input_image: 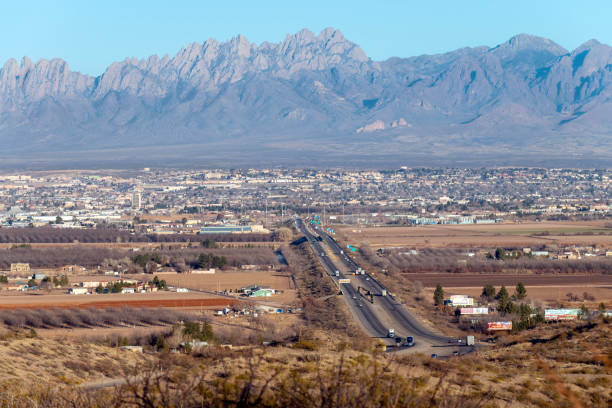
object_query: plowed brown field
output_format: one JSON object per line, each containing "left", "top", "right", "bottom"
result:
{"left": 404, "top": 273, "right": 612, "bottom": 287}
{"left": 0, "top": 293, "right": 236, "bottom": 310}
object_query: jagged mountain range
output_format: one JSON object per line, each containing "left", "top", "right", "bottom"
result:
{"left": 1, "top": 28, "right": 611, "bottom": 167}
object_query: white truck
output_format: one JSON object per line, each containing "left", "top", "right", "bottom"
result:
{"left": 387, "top": 328, "right": 395, "bottom": 338}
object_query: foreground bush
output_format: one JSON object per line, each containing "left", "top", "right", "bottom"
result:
{"left": 0, "top": 351, "right": 493, "bottom": 408}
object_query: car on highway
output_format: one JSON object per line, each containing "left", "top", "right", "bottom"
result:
{"left": 406, "top": 336, "right": 415, "bottom": 347}
{"left": 387, "top": 328, "right": 395, "bottom": 338}
{"left": 431, "top": 354, "right": 438, "bottom": 359}
{"left": 395, "top": 337, "right": 402, "bottom": 346}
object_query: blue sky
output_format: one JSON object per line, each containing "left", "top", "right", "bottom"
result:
{"left": 1, "top": 1, "right": 609, "bottom": 75}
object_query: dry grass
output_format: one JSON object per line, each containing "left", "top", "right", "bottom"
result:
{"left": 0, "top": 330, "right": 152, "bottom": 385}
{"left": 0, "top": 320, "right": 609, "bottom": 407}
{"left": 0, "top": 311, "right": 607, "bottom": 408}
{"left": 0, "top": 291, "right": 236, "bottom": 310}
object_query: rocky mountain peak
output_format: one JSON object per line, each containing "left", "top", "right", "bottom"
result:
{"left": 0, "top": 31, "right": 611, "bottom": 167}
{"left": 489, "top": 33, "right": 567, "bottom": 69}
{"left": 576, "top": 39, "right": 602, "bottom": 51}
{"left": 504, "top": 33, "right": 567, "bottom": 53}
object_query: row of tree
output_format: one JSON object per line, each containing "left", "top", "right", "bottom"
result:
{"left": 433, "top": 282, "right": 527, "bottom": 311}
{"left": 0, "top": 246, "right": 277, "bottom": 270}
{"left": 361, "top": 246, "right": 612, "bottom": 275}
{"left": 1, "top": 307, "right": 189, "bottom": 329}
{"left": 0, "top": 227, "right": 276, "bottom": 243}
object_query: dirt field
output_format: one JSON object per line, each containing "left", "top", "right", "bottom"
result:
{"left": 339, "top": 221, "right": 612, "bottom": 249}
{"left": 400, "top": 272, "right": 612, "bottom": 304}
{"left": 149, "top": 270, "right": 294, "bottom": 292}
{"left": 0, "top": 292, "right": 236, "bottom": 310}
{"left": 404, "top": 272, "right": 612, "bottom": 288}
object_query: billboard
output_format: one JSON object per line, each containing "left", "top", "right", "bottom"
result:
{"left": 460, "top": 307, "right": 488, "bottom": 315}
{"left": 488, "top": 321, "right": 512, "bottom": 331}
{"left": 544, "top": 309, "right": 580, "bottom": 321}
{"left": 449, "top": 295, "right": 474, "bottom": 306}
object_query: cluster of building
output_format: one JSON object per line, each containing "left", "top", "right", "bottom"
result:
{"left": 0, "top": 168, "right": 610, "bottom": 233}
{"left": 214, "top": 303, "right": 301, "bottom": 318}
{"left": 67, "top": 278, "right": 163, "bottom": 295}
{"left": 240, "top": 284, "right": 277, "bottom": 297}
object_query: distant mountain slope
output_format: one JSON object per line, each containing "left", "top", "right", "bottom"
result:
{"left": 1, "top": 28, "right": 611, "bottom": 167}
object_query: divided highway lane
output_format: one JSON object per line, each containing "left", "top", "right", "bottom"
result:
{"left": 295, "top": 218, "right": 390, "bottom": 338}
{"left": 315, "top": 227, "right": 454, "bottom": 344}
{"left": 295, "top": 218, "right": 466, "bottom": 355}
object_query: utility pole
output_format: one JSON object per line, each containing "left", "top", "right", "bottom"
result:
{"left": 265, "top": 199, "right": 268, "bottom": 227}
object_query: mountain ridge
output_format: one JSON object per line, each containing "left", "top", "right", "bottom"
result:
{"left": 1, "top": 28, "right": 611, "bottom": 168}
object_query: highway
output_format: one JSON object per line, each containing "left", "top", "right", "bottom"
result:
{"left": 295, "top": 217, "right": 466, "bottom": 355}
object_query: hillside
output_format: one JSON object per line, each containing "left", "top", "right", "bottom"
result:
{"left": 0, "top": 321, "right": 610, "bottom": 407}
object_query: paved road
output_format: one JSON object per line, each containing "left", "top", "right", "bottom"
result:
{"left": 295, "top": 217, "right": 468, "bottom": 356}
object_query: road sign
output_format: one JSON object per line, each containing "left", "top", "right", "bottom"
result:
{"left": 338, "top": 279, "right": 351, "bottom": 284}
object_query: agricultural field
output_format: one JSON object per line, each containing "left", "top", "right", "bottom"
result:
{"left": 338, "top": 221, "right": 612, "bottom": 249}
{"left": 401, "top": 272, "right": 612, "bottom": 304}
{"left": 423, "top": 284, "right": 612, "bottom": 305}
{"left": 0, "top": 291, "right": 236, "bottom": 310}
{"left": 0, "top": 227, "right": 277, "bottom": 244}
{"left": 0, "top": 245, "right": 279, "bottom": 270}
{"left": 150, "top": 270, "right": 293, "bottom": 292}
{"left": 404, "top": 272, "right": 612, "bottom": 288}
